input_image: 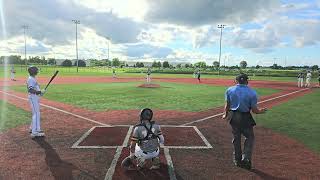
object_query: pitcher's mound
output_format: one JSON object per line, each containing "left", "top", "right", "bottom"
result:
{"left": 138, "top": 83, "right": 161, "bottom": 88}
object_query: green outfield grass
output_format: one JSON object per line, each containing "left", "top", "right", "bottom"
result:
{"left": 12, "top": 82, "right": 278, "bottom": 112}
{"left": 1, "top": 65, "right": 319, "bottom": 83}
{"left": 0, "top": 100, "right": 30, "bottom": 132}
{"left": 255, "top": 89, "right": 320, "bottom": 153}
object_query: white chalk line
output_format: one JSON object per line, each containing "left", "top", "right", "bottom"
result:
{"left": 0, "top": 90, "right": 111, "bottom": 127}
{"left": 164, "top": 147, "right": 177, "bottom": 180}
{"left": 104, "top": 126, "right": 133, "bottom": 180}
{"left": 181, "top": 88, "right": 309, "bottom": 126}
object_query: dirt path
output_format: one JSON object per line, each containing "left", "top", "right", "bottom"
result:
{"left": 0, "top": 77, "right": 319, "bottom": 179}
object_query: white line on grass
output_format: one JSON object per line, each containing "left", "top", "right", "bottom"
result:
{"left": 104, "top": 126, "right": 133, "bottom": 180}
{"left": 164, "top": 147, "right": 177, "bottom": 180}
{"left": 0, "top": 90, "right": 111, "bottom": 127}
{"left": 181, "top": 88, "right": 309, "bottom": 126}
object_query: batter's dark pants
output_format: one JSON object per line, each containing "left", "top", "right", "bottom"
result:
{"left": 231, "top": 125, "right": 255, "bottom": 163}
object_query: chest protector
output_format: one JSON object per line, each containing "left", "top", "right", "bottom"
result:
{"left": 135, "top": 122, "right": 159, "bottom": 145}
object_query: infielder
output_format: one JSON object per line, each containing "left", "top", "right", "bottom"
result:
{"left": 146, "top": 67, "right": 151, "bottom": 84}
{"left": 318, "top": 72, "right": 320, "bottom": 86}
{"left": 305, "top": 71, "right": 312, "bottom": 88}
{"left": 10, "top": 66, "right": 16, "bottom": 81}
{"left": 223, "top": 73, "right": 267, "bottom": 170}
{"left": 197, "top": 70, "right": 201, "bottom": 82}
{"left": 27, "top": 66, "right": 46, "bottom": 138}
{"left": 297, "top": 72, "right": 304, "bottom": 88}
{"left": 112, "top": 69, "right": 117, "bottom": 78}
{"left": 121, "top": 108, "right": 164, "bottom": 170}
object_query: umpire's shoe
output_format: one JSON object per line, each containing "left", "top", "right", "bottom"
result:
{"left": 241, "top": 159, "right": 252, "bottom": 170}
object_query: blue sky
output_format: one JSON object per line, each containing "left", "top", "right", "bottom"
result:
{"left": 0, "top": 0, "right": 319, "bottom": 66}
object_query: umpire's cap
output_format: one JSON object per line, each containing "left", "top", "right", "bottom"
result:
{"left": 140, "top": 108, "right": 153, "bottom": 121}
{"left": 236, "top": 73, "right": 249, "bottom": 84}
{"left": 28, "top": 66, "right": 39, "bottom": 76}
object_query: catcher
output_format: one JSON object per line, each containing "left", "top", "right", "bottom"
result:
{"left": 121, "top": 108, "right": 164, "bottom": 170}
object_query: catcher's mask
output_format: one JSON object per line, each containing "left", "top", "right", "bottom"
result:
{"left": 236, "top": 73, "right": 249, "bottom": 85}
{"left": 140, "top": 108, "right": 153, "bottom": 122}
{"left": 28, "top": 66, "right": 39, "bottom": 76}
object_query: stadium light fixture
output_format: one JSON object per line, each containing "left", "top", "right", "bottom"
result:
{"left": 22, "top": 25, "right": 28, "bottom": 68}
{"left": 72, "top": 20, "right": 80, "bottom": 72}
{"left": 217, "top": 24, "right": 226, "bottom": 75}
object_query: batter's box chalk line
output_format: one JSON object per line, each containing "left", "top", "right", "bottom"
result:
{"left": 71, "top": 125, "right": 213, "bottom": 149}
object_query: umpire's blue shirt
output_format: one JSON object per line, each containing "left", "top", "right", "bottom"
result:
{"left": 225, "top": 84, "right": 258, "bottom": 112}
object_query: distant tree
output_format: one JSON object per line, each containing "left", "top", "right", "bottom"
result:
{"left": 48, "top": 58, "right": 56, "bottom": 65}
{"left": 240, "top": 61, "right": 247, "bottom": 69}
{"left": 135, "top": 62, "right": 144, "bottom": 67}
{"left": 312, "top": 65, "right": 319, "bottom": 71}
{"left": 112, "top": 58, "right": 120, "bottom": 67}
{"left": 185, "top": 64, "right": 190, "bottom": 68}
{"left": 61, "top": 60, "right": 72, "bottom": 67}
{"left": 213, "top": 61, "right": 220, "bottom": 68}
{"left": 194, "top": 61, "right": 206, "bottom": 68}
{"left": 163, "top": 61, "right": 170, "bottom": 68}
{"left": 74, "top": 60, "right": 86, "bottom": 67}
{"left": 255, "top": 65, "right": 261, "bottom": 69}
{"left": 176, "top": 64, "right": 182, "bottom": 68}
{"left": 152, "top": 61, "right": 161, "bottom": 68}
{"left": 271, "top": 63, "right": 278, "bottom": 69}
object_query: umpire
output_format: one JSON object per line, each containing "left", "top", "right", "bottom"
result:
{"left": 222, "top": 73, "right": 267, "bottom": 170}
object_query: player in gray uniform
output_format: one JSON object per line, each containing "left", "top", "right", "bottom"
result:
{"left": 27, "top": 66, "right": 46, "bottom": 138}
{"left": 121, "top": 108, "right": 164, "bottom": 170}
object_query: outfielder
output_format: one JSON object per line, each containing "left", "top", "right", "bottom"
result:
{"left": 112, "top": 69, "right": 117, "bottom": 78}
{"left": 10, "top": 66, "right": 16, "bottom": 81}
{"left": 197, "top": 70, "right": 201, "bottom": 82}
{"left": 121, "top": 108, "right": 164, "bottom": 170}
{"left": 146, "top": 67, "right": 151, "bottom": 84}
{"left": 27, "top": 66, "right": 46, "bottom": 138}
{"left": 297, "top": 72, "right": 304, "bottom": 88}
{"left": 305, "top": 71, "right": 312, "bottom": 87}
{"left": 318, "top": 72, "right": 320, "bottom": 87}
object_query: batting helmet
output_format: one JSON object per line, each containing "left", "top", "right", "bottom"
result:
{"left": 28, "top": 66, "right": 39, "bottom": 76}
{"left": 140, "top": 108, "right": 153, "bottom": 122}
{"left": 236, "top": 73, "right": 249, "bottom": 84}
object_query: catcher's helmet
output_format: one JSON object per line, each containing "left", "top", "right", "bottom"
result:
{"left": 28, "top": 66, "right": 39, "bottom": 76}
{"left": 236, "top": 73, "right": 249, "bottom": 84}
{"left": 140, "top": 108, "right": 153, "bottom": 122}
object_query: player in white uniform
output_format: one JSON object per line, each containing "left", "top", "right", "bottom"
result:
{"left": 27, "top": 66, "right": 46, "bottom": 138}
{"left": 112, "top": 69, "right": 117, "bottom": 78}
{"left": 10, "top": 66, "right": 16, "bottom": 81}
{"left": 121, "top": 108, "right": 165, "bottom": 170}
{"left": 146, "top": 67, "right": 151, "bottom": 84}
{"left": 305, "top": 71, "right": 312, "bottom": 87}
{"left": 297, "top": 72, "right": 304, "bottom": 88}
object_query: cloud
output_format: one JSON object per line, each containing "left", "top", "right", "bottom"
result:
{"left": 145, "top": 0, "right": 280, "bottom": 26}
{"left": 1, "top": 0, "right": 144, "bottom": 45}
{"left": 125, "top": 43, "right": 173, "bottom": 58}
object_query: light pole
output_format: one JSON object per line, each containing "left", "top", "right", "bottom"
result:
{"left": 105, "top": 36, "right": 111, "bottom": 60}
{"left": 217, "top": 24, "right": 226, "bottom": 75}
{"left": 22, "top": 25, "right": 28, "bottom": 69}
{"left": 72, "top": 20, "right": 80, "bottom": 72}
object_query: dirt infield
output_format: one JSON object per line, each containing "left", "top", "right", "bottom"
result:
{"left": 0, "top": 77, "right": 320, "bottom": 179}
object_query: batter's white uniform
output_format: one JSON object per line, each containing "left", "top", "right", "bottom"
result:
{"left": 10, "top": 67, "right": 15, "bottom": 81}
{"left": 306, "top": 72, "right": 312, "bottom": 87}
{"left": 27, "top": 76, "right": 42, "bottom": 134}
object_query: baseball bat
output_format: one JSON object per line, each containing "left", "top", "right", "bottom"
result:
{"left": 44, "top": 70, "right": 59, "bottom": 90}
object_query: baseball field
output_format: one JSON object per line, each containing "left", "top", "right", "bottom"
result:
{"left": 1, "top": 68, "right": 320, "bottom": 179}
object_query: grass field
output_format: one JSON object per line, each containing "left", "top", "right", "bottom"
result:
{"left": 0, "top": 100, "right": 30, "bottom": 132}
{"left": 12, "top": 82, "right": 278, "bottom": 112}
{"left": 255, "top": 89, "right": 320, "bottom": 153}
{"left": 1, "top": 65, "right": 319, "bottom": 83}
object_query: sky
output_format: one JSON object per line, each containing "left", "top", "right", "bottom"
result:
{"left": 0, "top": 0, "right": 320, "bottom": 66}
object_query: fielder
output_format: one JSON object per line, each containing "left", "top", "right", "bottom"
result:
{"left": 318, "top": 73, "right": 320, "bottom": 87}
{"left": 305, "top": 71, "right": 312, "bottom": 87}
{"left": 121, "top": 108, "right": 164, "bottom": 170}
{"left": 146, "top": 67, "right": 151, "bottom": 84}
{"left": 112, "top": 69, "right": 117, "bottom": 78}
{"left": 10, "top": 66, "right": 16, "bottom": 81}
{"left": 297, "top": 72, "right": 304, "bottom": 88}
{"left": 27, "top": 66, "right": 46, "bottom": 138}
{"left": 197, "top": 70, "right": 201, "bottom": 82}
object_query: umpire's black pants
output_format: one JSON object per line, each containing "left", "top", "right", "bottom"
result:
{"left": 231, "top": 124, "right": 255, "bottom": 163}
